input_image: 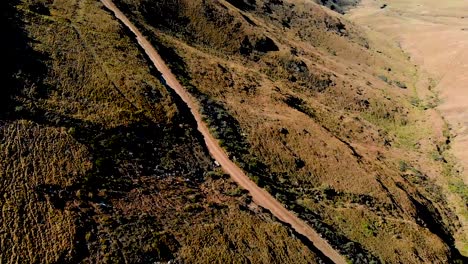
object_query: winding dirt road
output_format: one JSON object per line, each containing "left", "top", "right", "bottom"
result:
{"left": 99, "top": 0, "right": 346, "bottom": 263}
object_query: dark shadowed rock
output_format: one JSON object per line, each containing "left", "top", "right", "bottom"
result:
{"left": 225, "top": 0, "right": 257, "bottom": 11}
{"left": 254, "top": 37, "right": 279, "bottom": 52}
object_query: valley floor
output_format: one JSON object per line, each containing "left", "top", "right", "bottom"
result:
{"left": 348, "top": 0, "right": 468, "bottom": 255}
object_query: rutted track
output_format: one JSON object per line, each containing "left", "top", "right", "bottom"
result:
{"left": 99, "top": 0, "right": 346, "bottom": 263}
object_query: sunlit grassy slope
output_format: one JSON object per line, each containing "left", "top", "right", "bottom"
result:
{"left": 113, "top": 0, "right": 467, "bottom": 262}
{"left": 0, "top": 0, "right": 328, "bottom": 263}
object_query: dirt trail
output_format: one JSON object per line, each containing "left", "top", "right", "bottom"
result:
{"left": 99, "top": 0, "right": 346, "bottom": 263}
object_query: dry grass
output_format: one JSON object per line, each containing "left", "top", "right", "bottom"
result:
{"left": 0, "top": 0, "right": 323, "bottom": 263}
{"left": 114, "top": 0, "right": 466, "bottom": 262}
{"left": 0, "top": 121, "right": 86, "bottom": 263}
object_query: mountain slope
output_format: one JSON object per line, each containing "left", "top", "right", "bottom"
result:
{"left": 1, "top": 0, "right": 466, "bottom": 263}
{"left": 113, "top": 0, "right": 466, "bottom": 262}
{"left": 0, "top": 0, "right": 331, "bottom": 263}
{"left": 100, "top": 0, "right": 346, "bottom": 262}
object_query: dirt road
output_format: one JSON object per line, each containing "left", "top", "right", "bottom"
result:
{"left": 99, "top": 0, "right": 346, "bottom": 263}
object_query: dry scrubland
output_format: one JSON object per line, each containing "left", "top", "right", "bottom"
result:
{"left": 0, "top": 0, "right": 328, "bottom": 263}
{"left": 348, "top": 0, "right": 468, "bottom": 255}
{"left": 1, "top": 0, "right": 467, "bottom": 263}
{"left": 113, "top": 0, "right": 467, "bottom": 262}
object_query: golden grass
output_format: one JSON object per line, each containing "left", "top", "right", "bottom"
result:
{"left": 1, "top": 0, "right": 323, "bottom": 262}
{"left": 0, "top": 121, "right": 86, "bottom": 263}
{"left": 114, "top": 0, "right": 466, "bottom": 262}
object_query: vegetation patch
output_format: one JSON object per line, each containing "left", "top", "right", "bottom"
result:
{"left": 0, "top": 1, "right": 325, "bottom": 263}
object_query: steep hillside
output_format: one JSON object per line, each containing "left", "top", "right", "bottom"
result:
{"left": 347, "top": 0, "right": 468, "bottom": 255}
{"left": 0, "top": 0, "right": 329, "bottom": 263}
{"left": 2, "top": 0, "right": 466, "bottom": 263}
{"left": 114, "top": 0, "right": 466, "bottom": 262}
{"left": 316, "top": 0, "right": 360, "bottom": 14}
